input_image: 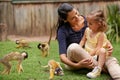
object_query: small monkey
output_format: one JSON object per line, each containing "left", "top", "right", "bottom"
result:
{"left": 42, "top": 60, "right": 64, "bottom": 80}
{"left": 16, "top": 39, "right": 31, "bottom": 48}
{"left": 37, "top": 42, "right": 49, "bottom": 57}
{"left": 0, "top": 51, "right": 28, "bottom": 74}
{"left": 37, "top": 28, "right": 52, "bottom": 57}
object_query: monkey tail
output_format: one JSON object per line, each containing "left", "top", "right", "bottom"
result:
{"left": 38, "top": 61, "right": 49, "bottom": 68}
{"left": 48, "top": 26, "right": 53, "bottom": 45}
{"left": 42, "top": 65, "right": 49, "bottom": 68}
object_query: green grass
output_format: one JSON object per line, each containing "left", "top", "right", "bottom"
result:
{"left": 0, "top": 40, "right": 120, "bottom": 80}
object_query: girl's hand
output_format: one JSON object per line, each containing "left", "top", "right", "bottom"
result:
{"left": 107, "top": 41, "right": 113, "bottom": 56}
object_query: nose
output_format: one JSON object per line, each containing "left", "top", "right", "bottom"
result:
{"left": 75, "top": 15, "right": 79, "bottom": 19}
{"left": 75, "top": 15, "right": 80, "bottom": 21}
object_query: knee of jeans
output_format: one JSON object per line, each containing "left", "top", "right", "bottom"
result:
{"left": 67, "top": 43, "right": 79, "bottom": 52}
{"left": 105, "top": 57, "right": 118, "bottom": 65}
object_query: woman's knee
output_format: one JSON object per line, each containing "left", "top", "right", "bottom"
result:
{"left": 105, "top": 57, "right": 118, "bottom": 65}
{"left": 67, "top": 43, "right": 80, "bottom": 57}
{"left": 67, "top": 43, "right": 80, "bottom": 52}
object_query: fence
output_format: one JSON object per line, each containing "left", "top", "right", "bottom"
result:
{"left": 0, "top": 0, "right": 120, "bottom": 37}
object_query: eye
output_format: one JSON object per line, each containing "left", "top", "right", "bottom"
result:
{"left": 88, "top": 22, "right": 92, "bottom": 26}
{"left": 90, "top": 23, "right": 92, "bottom": 25}
{"left": 70, "top": 11, "right": 80, "bottom": 20}
{"left": 76, "top": 11, "right": 80, "bottom": 16}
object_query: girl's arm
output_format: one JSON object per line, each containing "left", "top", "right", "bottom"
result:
{"left": 106, "top": 40, "right": 113, "bottom": 56}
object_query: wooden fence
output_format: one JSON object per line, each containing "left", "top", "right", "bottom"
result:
{"left": 0, "top": 0, "right": 120, "bottom": 37}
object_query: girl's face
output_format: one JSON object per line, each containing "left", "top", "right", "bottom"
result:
{"left": 87, "top": 20, "right": 100, "bottom": 32}
{"left": 66, "top": 8, "right": 81, "bottom": 25}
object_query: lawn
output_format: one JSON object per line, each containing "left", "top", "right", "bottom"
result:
{"left": 0, "top": 40, "right": 120, "bottom": 80}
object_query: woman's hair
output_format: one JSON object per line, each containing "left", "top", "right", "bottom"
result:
{"left": 56, "top": 3, "right": 74, "bottom": 39}
{"left": 56, "top": 3, "right": 73, "bottom": 28}
{"left": 87, "top": 10, "right": 107, "bottom": 32}
{"left": 58, "top": 3, "right": 73, "bottom": 20}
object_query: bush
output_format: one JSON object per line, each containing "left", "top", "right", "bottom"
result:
{"left": 106, "top": 4, "right": 120, "bottom": 43}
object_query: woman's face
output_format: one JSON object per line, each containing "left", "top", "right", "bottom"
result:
{"left": 66, "top": 8, "right": 81, "bottom": 25}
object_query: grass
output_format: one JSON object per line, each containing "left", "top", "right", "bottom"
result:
{"left": 0, "top": 40, "right": 120, "bottom": 80}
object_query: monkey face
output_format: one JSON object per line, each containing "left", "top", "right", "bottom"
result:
{"left": 16, "top": 40, "right": 20, "bottom": 44}
{"left": 37, "top": 43, "right": 49, "bottom": 50}
{"left": 38, "top": 43, "right": 45, "bottom": 49}
{"left": 21, "top": 51, "right": 28, "bottom": 60}
{"left": 54, "top": 68, "right": 64, "bottom": 76}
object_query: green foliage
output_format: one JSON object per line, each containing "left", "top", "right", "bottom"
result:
{"left": 1, "top": 41, "right": 119, "bottom": 80}
{"left": 106, "top": 4, "right": 120, "bottom": 43}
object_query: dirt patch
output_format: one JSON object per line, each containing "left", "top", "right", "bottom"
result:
{"left": 7, "top": 35, "right": 56, "bottom": 42}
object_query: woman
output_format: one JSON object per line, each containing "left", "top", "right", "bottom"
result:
{"left": 56, "top": 3, "right": 120, "bottom": 79}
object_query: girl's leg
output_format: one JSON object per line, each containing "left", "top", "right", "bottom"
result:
{"left": 97, "top": 48, "right": 106, "bottom": 69}
{"left": 65, "top": 43, "right": 97, "bottom": 70}
{"left": 105, "top": 57, "right": 120, "bottom": 80}
{"left": 87, "top": 48, "right": 106, "bottom": 79}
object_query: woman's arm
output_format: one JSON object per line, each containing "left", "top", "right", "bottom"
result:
{"left": 79, "top": 30, "right": 87, "bottom": 47}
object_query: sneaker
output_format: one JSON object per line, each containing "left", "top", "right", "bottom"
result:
{"left": 86, "top": 66, "right": 101, "bottom": 79}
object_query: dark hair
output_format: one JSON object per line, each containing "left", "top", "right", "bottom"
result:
{"left": 56, "top": 3, "right": 74, "bottom": 39}
{"left": 58, "top": 3, "right": 73, "bottom": 21}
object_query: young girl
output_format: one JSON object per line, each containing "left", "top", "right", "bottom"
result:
{"left": 80, "top": 10, "right": 112, "bottom": 78}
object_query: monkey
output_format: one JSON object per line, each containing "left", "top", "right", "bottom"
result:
{"left": 37, "top": 42, "right": 50, "bottom": 57}
{"left": 37, "top": 27, "right": 52, "bottom": 57}
{"left": 16, "top": 39, "right": 31, "bottom": 48}
{"left": 42, "top": 60, "right": 64, "bottom": 80}
{"left": 0, "top": 51, "right": 28, "bottom": 74}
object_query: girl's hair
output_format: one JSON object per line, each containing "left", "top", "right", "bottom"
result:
{"left": 87, "top": 10, "right": 107, "bottom": 32}
{"left": 56, "top": 3, "right": 74, "bottom": 39}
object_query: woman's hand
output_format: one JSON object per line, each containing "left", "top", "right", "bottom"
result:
{"left": 76, "top": 58, "right": 94, "bottom": 69}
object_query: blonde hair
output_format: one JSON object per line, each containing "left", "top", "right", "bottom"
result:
{"left": 87, "top": 10, "right": 107, "bottom": 32}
